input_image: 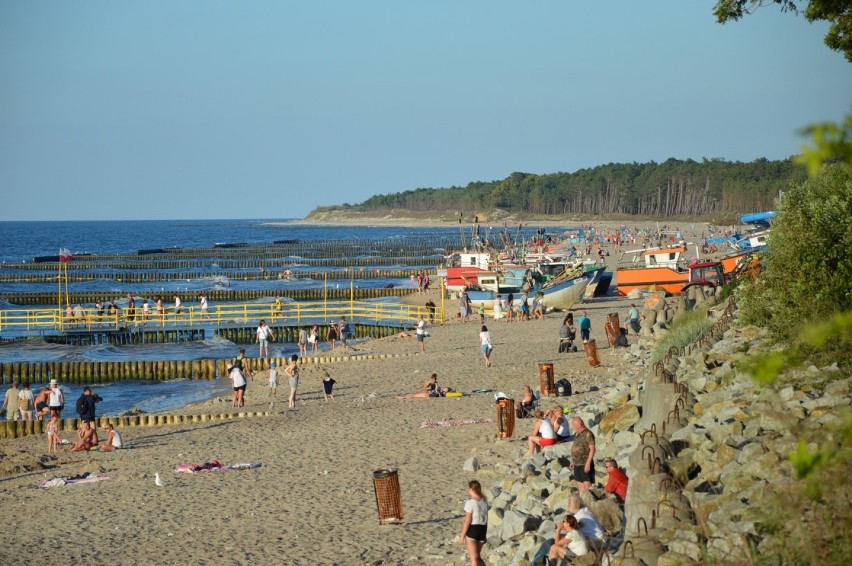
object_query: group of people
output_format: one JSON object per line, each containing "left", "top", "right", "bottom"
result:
{"left": 457, "top": 483, "right": 618, "bottom": 566}
{"left": 489, "top": 292, "right": 545, "bottom": 323}
{"left": 228, "top": 349, "right": 336, "bottom": 410}
{"left": 2, "top": 379, "right": 67, "bottom": 422}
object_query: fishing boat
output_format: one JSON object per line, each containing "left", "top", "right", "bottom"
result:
{"left": 616, "top": 244, "right": 695, "bottom": 296}
{"left": 462, "top": 265, "right": 591, "bottom": 311}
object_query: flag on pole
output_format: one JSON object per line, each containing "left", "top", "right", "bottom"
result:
{"left": 59, "top": 248, "right": 73, "bottom": 263}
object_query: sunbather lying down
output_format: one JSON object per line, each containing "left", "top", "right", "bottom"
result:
{"left": 397, "top": 373, "right": 457, "bottom": 400}
{"left": 396, "top": 386, "right": 453, "bottom": 400}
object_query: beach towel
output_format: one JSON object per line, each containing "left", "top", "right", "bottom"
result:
{"left": 174, "top": 461, "right": 262, "bottom": 474}
{"left": 39, "top": 473, "right": 110, "bottom": 489}
{"left": 419, "top": 418, "right": 492, "bottom": 429}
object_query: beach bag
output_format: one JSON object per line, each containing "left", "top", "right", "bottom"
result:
{"left": 76, "top": 396, "right": 87, "bottom": 416}
{"left": 555, "top": 379, "right": 572, "bottom": 397}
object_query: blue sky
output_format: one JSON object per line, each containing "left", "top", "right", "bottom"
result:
{"left": 1, "top": 1, "right": 850, "bottom": 221}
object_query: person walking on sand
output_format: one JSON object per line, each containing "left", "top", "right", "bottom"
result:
{"left": 459, "top": 480, "right": 488, "bottom": 566}
{"left": 234, "top": 348, "right": 253, "bottom": 382}
{"left": 46, "top": 414, "right": 61, "bottom": 453}
{"left": 228, "top": 363, "right": 247, "bottom": 407}
{"left": 338, "top": 316, "right": 350, "bottom": 348}
{"left": 285, "top": 354, "right": 299, "bottom": 409}
{"left": 479, "top": 325, "right": 493, "bottom": 367}
{"left": 321, "top": 369, "right": 336, "bottom": 401}
{"left": 256, "top": 319, "right": 274, "bottom": 358}
{"left": 268, "top": 362, "right": 278, "bottom": 397}
{"left": 578, "top": 311, "right": 592, "bottom": 342}
{"left": 415, "top": 314, "right": 427, "bottom": 353}
{"left": 327, "top": 322, "right": 338, "bottom": 351}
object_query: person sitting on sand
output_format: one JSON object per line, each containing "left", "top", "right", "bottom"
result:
{"left": 396, "top": 373, "right": 453, "bottom": 400}
{"left": 99, "top": 423, "right": 124, "bottom": 451}
{"left": 69, "top": 421, "right": 98, "bottom": 452}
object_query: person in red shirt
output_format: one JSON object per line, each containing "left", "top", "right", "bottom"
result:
{"left": 603, "top": 458, "right": 629, "bottom": 502}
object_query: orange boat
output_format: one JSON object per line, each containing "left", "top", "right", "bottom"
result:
{"left": 616, "top": 245, "right": 692, "bottom": 295}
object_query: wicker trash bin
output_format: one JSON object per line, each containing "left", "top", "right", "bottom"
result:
{"left": 372, "top": 469, "right": 404, "bottom": 523}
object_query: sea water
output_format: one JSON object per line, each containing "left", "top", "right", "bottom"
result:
{"left": 0, "top": 219, "right": 553, "bottom": 416}
{"left": 0, "top": 219, "right": 453, "bottom": 415}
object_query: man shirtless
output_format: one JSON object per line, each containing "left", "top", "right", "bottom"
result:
{"left": 69, "top": 421, "right": 98, "bottom": 452}
{"left": 32, "top": 386, "right": 50, "bottom": 420}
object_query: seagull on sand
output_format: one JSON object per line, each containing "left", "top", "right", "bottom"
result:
{"left": 155, "top": 472, "right": 165, "bottom": 487}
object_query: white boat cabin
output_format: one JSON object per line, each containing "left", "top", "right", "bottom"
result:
{"left": 446, "top": 252, "right": 491, "bottom": 270}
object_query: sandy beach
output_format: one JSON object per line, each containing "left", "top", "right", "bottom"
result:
{"left": 0, "top": 293, "right": 634, "bottom": 565}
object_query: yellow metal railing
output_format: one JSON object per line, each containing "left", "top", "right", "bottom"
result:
{"left": 0, "top": 300, "right": 444, "bottom": 333}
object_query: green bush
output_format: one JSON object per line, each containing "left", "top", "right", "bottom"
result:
{"left": 739, "top": 164, "right": 852, "bottom": 343}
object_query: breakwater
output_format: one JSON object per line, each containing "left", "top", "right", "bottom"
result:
{"left": 0, "top": 268, "right": 427, "bottom": 284}
{"left": 0, "top": 287, "right": 418, "bottom": 306}
{"left": 41, "top": 322, "right": 407, "bottom": 346}
{"left": 0, "top": 337, "right": 411, "bottom": 384}
{"left": 0, "top": 350, "right": 419, "bottom": 439}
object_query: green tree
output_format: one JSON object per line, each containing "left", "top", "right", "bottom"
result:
{"left": 740, "top": 163, "right": 852, "bottom": 342}
{"left": 714, "top": 0, "right": 852, "bottom": 62}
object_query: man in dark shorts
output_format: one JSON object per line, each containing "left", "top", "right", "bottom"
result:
{"left": 570, "top": 417, "right": 596, "bottom": 490}
{"left": 34, "top": 386, "right": 51, "bottom": 420}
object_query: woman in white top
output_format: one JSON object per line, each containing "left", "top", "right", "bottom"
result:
{"left": 478, "top": 325, "right": 493, "bottom": 367}
{"left": 548, "top": 514, "right": 589, "bottom": 562}
{"left": 229, "top": 365, "right": 247, "bottom": 407}
{"left": 17, "top": 384, "right": 35, "bottom": 421}
{"left": 527, "top": 409, "right": 557, "bottom": 456}
{"left": 459, "top": 480, "right": 488, "bottom": 566}
{"left": 415, "top": 314, "right": 427, "bottom": 354}
{"left": 492, "top": 295, "right": 504, "bottom": 320}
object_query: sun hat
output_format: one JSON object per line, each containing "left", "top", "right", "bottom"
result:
{"left": 50, "top": 379, "right": 58, "bottom": 385}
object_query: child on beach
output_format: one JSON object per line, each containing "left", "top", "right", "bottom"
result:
{"left": 478, "top": 303, "right": 485, "bottom": 324}
{"left": 459, "top": 480, "right": 488, "bottom": 566}
{"left": 285, "top": 354, "right": 299, "bottom": 409}
{"left": 268, "top": 362, "right": 278, "bottom": 397}
{"left": 47, "top": 415, "right": 60, "bottom": 453}
{"left": 321, "top": 369, "right": 336, "bottom": 401}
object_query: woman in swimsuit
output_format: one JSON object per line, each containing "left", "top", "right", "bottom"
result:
{"left": 396, "top": 373, "right": 449, "bottom": 400}
{"left": 285, "top": 355, "right": 299, "bottom": 409}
